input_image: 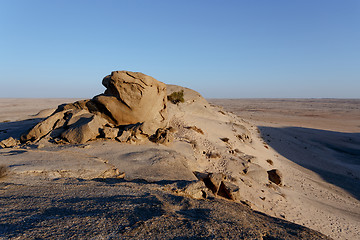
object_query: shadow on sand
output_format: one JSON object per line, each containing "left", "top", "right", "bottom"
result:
{"left": 259, "top": 126, "right": 360, "bottom": 200}
{"left": 0, "top": 118, "right": 43, "bottom": 141}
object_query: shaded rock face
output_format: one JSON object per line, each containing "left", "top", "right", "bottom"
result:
{"left": 21, "top": 71, "right": 168, "bottom": 144}
{"left": 267, "top": 169, "right": 282, "bottom": 185}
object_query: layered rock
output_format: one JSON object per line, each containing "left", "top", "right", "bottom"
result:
{"left": 21, "top": 71, "right": 168, "bottom": 144}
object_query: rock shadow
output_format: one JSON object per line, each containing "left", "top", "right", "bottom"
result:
{"left": 91, "top": 177, "right": 194, "bottom": 189}
{"left": 259, "top": 126, "right": 360, "bottom": 200}
{"left": 0, "top": 118, "right": 43, "bottom": 141}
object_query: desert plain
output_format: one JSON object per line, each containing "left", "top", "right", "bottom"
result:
{"left": 0, "top": 76, "right": 359, "bottom": 239}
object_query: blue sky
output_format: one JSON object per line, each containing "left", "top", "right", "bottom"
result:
{"left": 1, "top": 0, "right": 359, "bottom": 98}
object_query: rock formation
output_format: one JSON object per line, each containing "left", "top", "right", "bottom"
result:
{"left": 93, "top": 71, "right": 167, "bottom": 133}
{"left": 20, "top": 71, "right": 168, "bottom": 144}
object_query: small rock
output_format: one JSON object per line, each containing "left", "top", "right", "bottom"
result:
{"left": 149, "top": 127, "right": 174, "bottom": 145}
{"left": 0, "top": 165, "right": 8, "bottom": 178}
{"left": 0, "top": 137, "right": 18, "bottom": 148}
{"left": 193, "top": 171, "right": 210, "bottom": 181}
{"left": 246, "top": 164, "right": 268, "bottom": 184}
{"left": 185, "top": 126, "right": 204, "bottom": 134}
{"left": 97, "top": 167, "right": 125, "bottom": 179}
{"left": 236, "top": 133, "right": 251, "bottom": 143}
{"left": 220, "top": 137, "right": 229, "bottom": 143}
{"left": 116, "top": 131, "right": 131, "bottom": 143}
{"left": 267, "top": 169, "right": 282, "bottom": 185}
{"left": 79, "top": 144, "right": 91, "bottom": 149}
{"left": 193, "top": 171, "right": 241, "bottom": 201}
{"left": 183, "top": 181, "right": 208, "bottom": 199}
{"left": 116, "top": 123, "right": 145, "bottom": 143}
{"left": 266, "top": 159, "right": 274, "bottom": 165}
{"left": 217, "top": 181, "right": 241, "bottom": 201}
{"left": 102, "top": 126, "right": 120, "bottom": 139}
{"left": 202, "top": 173, "right": 225, "bottom": 194}
{"left": 234, "top": 148, "right": 242, "bottom": 153}
{"left": 37, "top": 143, "right": 45, "bottom": 149}
{"left": 207, "top": 152, "right": 221, "bottom": 158}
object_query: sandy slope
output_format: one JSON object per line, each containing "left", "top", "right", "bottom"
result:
{"left": 210, "top": 99, "right": 360, "bottom": 240}
{"left": 0, "top": 96, "right": 359, "bottom": 239}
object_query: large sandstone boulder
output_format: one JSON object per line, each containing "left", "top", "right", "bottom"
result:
{"left": 93, "top": 71, "right": 167, "bottom": 134}
{"left": 20, "top": 71, "right": 168, "bottom": 144}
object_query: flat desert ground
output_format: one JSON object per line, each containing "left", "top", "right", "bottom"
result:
{"left": 1, "top": 97, "right": 359, "bottom": 239}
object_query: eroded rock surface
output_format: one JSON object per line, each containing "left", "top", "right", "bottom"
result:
{"left": 20, "top": 71, "right": 168, "bottom": 144}
{"left": 0, "top": 137, "right": 18, "bottom": 148}
{"left": 93, "top": 71, "right": 167, "bottom": 134}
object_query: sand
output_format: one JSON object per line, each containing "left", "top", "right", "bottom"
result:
{"left": 210, "top": 99, "right": 360, "bottom": 239}
{"left": 1, "top": 97, "right": 359, "bottom": 239}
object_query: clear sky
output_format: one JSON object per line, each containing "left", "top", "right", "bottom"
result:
{"left": 1, "top": 0, "right": 359, "bottom": 98}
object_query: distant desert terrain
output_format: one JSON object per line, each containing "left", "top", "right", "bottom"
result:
{"left": 1, "top": 94, "right": 359, "bottom": 239}
{"left": 209, "top": 98, "right": 360, "bottom": 133}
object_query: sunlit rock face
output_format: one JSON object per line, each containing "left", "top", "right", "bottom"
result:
{"left": 20, "top": 71, "right": 168, "bottom": 144}
{"left": 93, "top": 71, "right": 167, "bottom": 134}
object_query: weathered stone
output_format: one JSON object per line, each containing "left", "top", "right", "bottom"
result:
{"left": 21, "top": 111, "right": 68, "bottom": 142}
{"left": 0, "top": 137, "right": 18, "bottom": 148}
{"left": 97, "top": 167, "right": 125, "bottom": 179}
{"left": 116, "top": 130, "right": 131, "bottom": 143}
{"left": 193, "top": 171, "right": 210, "bottom": 181}
{"left": 200, "top": 173, "right": 226, "bottom": 194}
{"left": 93, "top": 71, "right": 167, "bottom": 135}
{"left": 236, "top": 133, "right": 251, "bottom": 143}
{"left": 102, "top": 126, "right": 120, "bottom": 139}
{"left": 207, "top": 152, "right": 221, "bottom": 158}
{"left": 61, "top": 114, "right": 108, "bottom": 144}
{"left": 192, "top": 172, "right": 240, "bottom": 200}
{"left": 115, "top": 123, "right": 146, "bottom": 143}
{"left": 267, "top": 169, "right": 282, "bottom": 185}
{"left": 56, "top": 99, "right": 93, "bottom": 112}
{"left": 184, "top": 181, "right": 209, "bottom": 199}
{"left": 217, "top": 181, "right": 241, "bottom": 201}
{"left": 149, "top": 127, "right": 175, "bottom": 145}
{"left": 245, "top": 164, "right": 269, "bottom": 184}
